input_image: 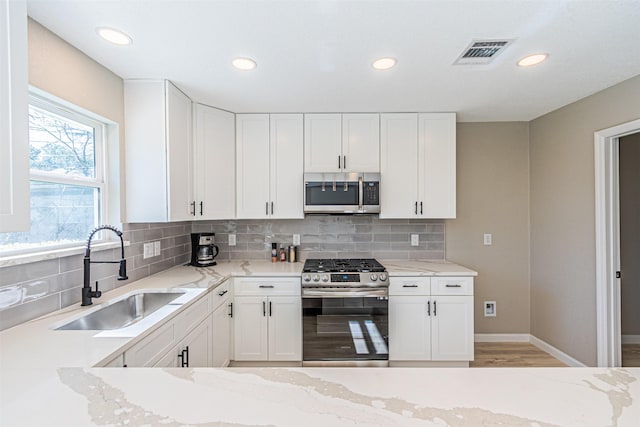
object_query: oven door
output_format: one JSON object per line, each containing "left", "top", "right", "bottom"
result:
{"left": 302, "top": 294, "right": 389, "bottom": 365}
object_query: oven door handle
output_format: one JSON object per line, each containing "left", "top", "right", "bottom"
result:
{"left": 302, "top": 289, "right": 388, "bottom": 298}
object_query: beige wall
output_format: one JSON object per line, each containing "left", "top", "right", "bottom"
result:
{"left": 620, "top": 132, "right": 640, "bottom": 336}
{"left": 530, "top": 75, "right": 640, "bottom": 366}
{"left": 447, "top": 122, "right": 530, "bottom": 334}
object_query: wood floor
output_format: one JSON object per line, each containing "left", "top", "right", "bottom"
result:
{"left": 471, "top": 342, "right": 567, "bottom": 367}
{"left": 622, "top": 344, "right": 640, "bottom": 367}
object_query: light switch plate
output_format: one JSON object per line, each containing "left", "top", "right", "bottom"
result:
{"left": 143, "top": 242, "right": 154, "bottom": 259}
{"left": 410, "top": 234, "right": 419, "bottom": 246}
{"left": 154, "top": 241, "right": 161, "bottom": 256}
{"left": 228, "top": 234, "right": 236, "bottom": 246}
{"left": 293, "top": 234, "right": 301, "bottom": 246}
{"left": 484, "top": 233, "right": 492, "bottom": 246}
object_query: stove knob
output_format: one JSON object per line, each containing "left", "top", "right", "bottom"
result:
{"left": 370, "top": 274, "right": 378, "bottom": 281}
{"left": 312, "top": 274, "right": 320, "bottom": 282}
{"left": 321, "top": 274, "right": 329, "bottom": 282}
{"left": 379, "top": 273, "right": 387, "bottom": 281}
{"left": 302, "top": 274, "right": 311, "bottom": 282}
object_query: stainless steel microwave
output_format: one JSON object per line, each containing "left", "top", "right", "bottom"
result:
{"left": 304, "top": 172, "right": 380, "bottom": 214}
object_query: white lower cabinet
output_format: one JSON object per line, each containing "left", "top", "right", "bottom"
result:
{"left": 389, "top": 277, "right": 474, "bottom": 363}
{"left": 232, "top": 278, "right": 302, "bottom": 362}
{"left": 154, "top": 315, "right": 212, "bottom": 367}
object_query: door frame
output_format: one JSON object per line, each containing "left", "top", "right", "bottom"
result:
{"left": 594, "top": 118, "right": 640, "bottom": 367}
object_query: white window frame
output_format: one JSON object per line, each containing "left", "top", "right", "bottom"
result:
{"left": 0, "top": 92, "right": 112, "bottom": 256}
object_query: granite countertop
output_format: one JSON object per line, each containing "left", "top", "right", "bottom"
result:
{"left": 2, "top": 259, "right": 638, "bottom": 426}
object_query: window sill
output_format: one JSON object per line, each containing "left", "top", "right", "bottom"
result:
{"left": 0, "top": 241, "right": 131, "bottom": 268}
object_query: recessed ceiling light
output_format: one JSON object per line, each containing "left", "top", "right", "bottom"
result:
{"left": 232, "top": 57, "right": 257, "bottom": 71}
{"left": 372, "top": 57, "right": 397, "bottom": 70}
{"left": 96, "top": 27, "right": 132, "bottom": 46}
{"left": 517, "top": 53, "right": 548, "bottom": 67}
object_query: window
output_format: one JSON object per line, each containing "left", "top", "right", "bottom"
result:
{"left": 0, "top": 94, "right": 107, "bottom": 253}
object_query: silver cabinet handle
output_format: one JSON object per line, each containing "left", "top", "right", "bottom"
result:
{"left": 445, "top": 284, "right": 462, "bottom": 288}
{"left": 402, "top": 284, "right": 418, "bottom": 288}
{"left": 259, "top": 285, "right": 275, "bottom": 288}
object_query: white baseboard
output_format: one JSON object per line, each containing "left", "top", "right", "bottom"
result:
{"left": 529, "top": 335, "right": 587, "bottom": 367}
{"left": 474, "top": 333, "right": 530, "bottom": 342}
{"left": 622, "top": 335, "right": 640, "bottom": 344}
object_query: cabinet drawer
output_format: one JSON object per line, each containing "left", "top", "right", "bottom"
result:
{"left": 431, "top": 277, "right": 473, "bottom": 295}
{"left": 389, "top": 278, "right": 431, "bottom": 295}
{"left": 234, "top": 277, "right": 301, "bottom": 296}
{"left": 174, "top": 294, "right": 210, "bottom": 337}
{"left": 211, "top": 280, "right": 231, "bottom": 310}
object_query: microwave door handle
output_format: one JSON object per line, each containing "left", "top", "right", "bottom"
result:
{"left": 358, "top": 176, "right": 364, "bottom": 211}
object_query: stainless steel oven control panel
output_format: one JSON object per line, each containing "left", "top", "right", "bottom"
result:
{"left": 302, "top": 272, "right": 388, "bottom": 288}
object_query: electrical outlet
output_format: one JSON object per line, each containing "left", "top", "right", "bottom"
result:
{"left": 293, "top": 234, "right": 301, "bottom": 246}
{"left": 410, "top": 234, "right": 419, "bottom": 246}
{"left": 228, "top": 234, "right": 236, "bottom": 246}
{"left": 484, "top": 301, "right": 497, "bottom": 317}
{"left": 143, "top": 242, "right": 154, "bottom": 259}
{"left": 483, "top": 233, "right": 492, "bottom": 246}
{"left": 154, "top": 241, "right": 161, "bottom": 256}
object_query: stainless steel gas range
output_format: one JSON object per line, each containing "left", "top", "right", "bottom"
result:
{"left": 301, "top": 258, "right": 389, "bottom": 366}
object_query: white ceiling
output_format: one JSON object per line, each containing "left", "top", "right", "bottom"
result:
{"left": 27, "top": 0, "right": 640, "bottom": 121}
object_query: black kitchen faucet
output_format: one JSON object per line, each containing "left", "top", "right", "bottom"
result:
{"left": 82, "top": 225, "right": 128, "bottom": 306}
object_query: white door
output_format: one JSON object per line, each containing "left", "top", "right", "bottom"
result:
{"left": 0, "top": 0, "right": 29, "bottom": 232}
{"left": 342, "top": 114, "right": 380, "bottom": 172}
{"left": 304, "top": 114, "right": 342, "bottom": 172}
{"left": 380, "top": 114, "right": 419, "bottom": 218}
{"left": 418, "top": 113, "right": 456, "bottom": 218}
{"left": 181, "top": 316, "right": 212, "bottom": 367}
{"left": 212, "top": 299, "right": 231, "bottom": 367}
{"left": 153, "top": 345, "right": 180, "bottom": 367}
{"left": 236, "top": 114, "right": 270, "bottom": 219}
{"left": 165, "top": 81, "right": 194, "bottom": 221}
{"left": 389, "top": 295, "right": 431, "bottom": 361}
{"left": 430, "top": 295, "right": 474, "bottom": 361}
{"left": 233, "top": 297, "right": 268, "bottom": 361}
{"left": 267, "top": 296, "right": 302, "bottom": 361}
{"left": 194, "top": 104, "right": 235, "bottom": 220}
{"left": 270, "top": 114, "right": 304, "bottom": 219}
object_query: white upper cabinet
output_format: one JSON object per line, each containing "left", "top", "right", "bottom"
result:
{"left": 342, "top": 114, "right": 380, "bottom": 172}
{"left": 304, "top": 113, "right": 380, "bottom": 173}
{"left": 0, "top": 0, "right": 29, "bottom": 232}
{"left": 124, "top": 80, "right": 193, "bottom": 222}
{"left": 270, "top": 114, "right": 304, "bottom": 219}
{"left": 236, "top": 114, "right": 303, "bottom": 219}
{"left": 304, "top": 114, "right": 342, "bottom": 172}
{"left": 380, "top": 113, "right": 456, "bottom": 218}
{"left": 194, "top": 104, "right": 235, "bottom": 220}
{"left": 418, "top": 113, "right": 456, "bottom": 218}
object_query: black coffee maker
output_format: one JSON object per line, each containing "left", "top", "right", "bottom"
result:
{"left": 190, "top": 233, "right": 219, "bottom": 267}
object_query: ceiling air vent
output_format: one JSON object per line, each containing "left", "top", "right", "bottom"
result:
{"left": 454, "top": 39, "right": 514, "bottom": 65}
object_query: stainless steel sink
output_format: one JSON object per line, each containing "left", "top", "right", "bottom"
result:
{"left": 55, "top": 291, "right": 183, "bottom": 330}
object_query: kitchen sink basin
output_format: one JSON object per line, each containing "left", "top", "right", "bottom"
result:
{"left": 55, "top": 291, "right": 184, "bottom": 331}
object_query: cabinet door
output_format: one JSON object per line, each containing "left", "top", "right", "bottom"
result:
{"left": 194, "top": 104, "right": 235, "bottom": 220}
{"left": 380, "top": 114, "right": 419, "bottom": 218}
{"left": 304, "top": 114, "right": 342, "bottom": 172}
{"left": 236, "top": 114, "right": 270, "bottom": 218}
{"left": 389, "top": 295, "right": 431, "bottom": 361}
{"left": 212, "top": 299, "right": 231, "bottom": 367}
{"left": 233, "top": 296, "right": 268, "bottom": 361}
{"left": 180, "top": 315, "right": 212, "bottom": 367}
{"left": 166, "top": 81, "right": 194, "bottom": 221}
{"left": 418, "top": 113, "right": 456, "bottom": 218}
{"left": 342, "top": 114, "right": 380, "bottom": 172}
{"left": 154, "top": 345, "right": 180, "bottom": 367}
{"left": 0, "top": 0, "right": 29, "bottom": 232}
{"left": 267, "top": 296, "right": 302, "bottom": 361}
{"left": 430, "top": 295, "right": 474, "bottom": 361}
{"left": 270, "top": 114, "right": 304, "bottom": 219}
